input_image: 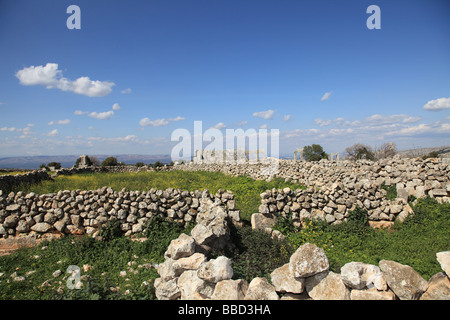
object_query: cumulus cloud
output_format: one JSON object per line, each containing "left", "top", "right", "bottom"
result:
{"left": 15, "top": 63, "right": 114, "bottom": 97}
{"left": 139, "top": 118, "right": 169, "bottom": 127}
{"left": 422, "top": 97, "right": 450, "bottom": 111}
{"left": 139, "top": 115, "right": 186, "bottom": 127}
{"left": 253, "top": 109, "right": 275, "bottom": 120}
{"left": 121, "top": 88, "right": 132, "bottom": 94}
{"left": 320, "top": 91, "right": 332, "bottom": 101}
{"left": 48, "top": 119, "right": 71, "bottom": 125}
{"left": 88, "top": 111, "right": 114, "bottom": 120}
{"left": 167, "top": 116, "right": 185, "bottom": 122}
{"left": 212, "top": 122, "right": 226, "bottom": 129}
{"left": 46, "top": 129, "right": 59, "bottom": 137}
{"left": 283, "top": 114, "right": 291, "bottom": 122}
{"left": 74, "top": 103, "right": 120, "bottom": 120}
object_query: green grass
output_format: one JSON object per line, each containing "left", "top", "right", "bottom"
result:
{"left": 0, "top": 217, "right": 191, "bottom": 300}
{"left": 278, "top": 197, "right": 450, "bottom": 280}
{"left": 1, "top": 198, "right": 448, "bottom": 299}
{"left": 10, "top": 170, "right": 303, "bottom": 222}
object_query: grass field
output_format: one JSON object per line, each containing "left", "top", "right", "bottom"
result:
{"left": 1, "top": 170, "right": 449, "bottom": 300}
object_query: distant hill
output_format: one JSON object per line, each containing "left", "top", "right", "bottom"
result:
{"left": 0, "top": 154, "right": 172, "bottom": 170}
{"left": 396, "top": 146, "right": 450, "bottom": 158}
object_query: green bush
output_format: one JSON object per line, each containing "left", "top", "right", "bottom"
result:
{"left": 225, "top": 225, "right": 293, "bottom": 282}
{"left": 101, "top": 157, "right": 118, "bottom": 167}
{"left": 98, "top": 219, "right": 123, "bottom": 242}
{"left": 381, "top": 182, "right": 397, "bottom": 200}
{"left": 303, "top": 144, "right": 328, "bottom": 162}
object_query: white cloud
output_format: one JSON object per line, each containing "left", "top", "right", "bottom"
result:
{"left": 212, "top": 122, "right": 226, "bottom": 129}
{"left": 423, "top": 97, "right": 450, "bottom": 111}
{"left": 112, "top": 103, "right": 121, "bottom": 111}
{"left": 237, "top": 120, "right": 248, "bottom": 126}
{"left": 139, "top": 117, "right": 169, "bottom": 127}
{"left": 15, "top": 63, "right": 114, "bottom": 97}
{"left": 74, "top": 110, "right": 88, "bottom": 115}
{"left": 259, "top": 124, "right": 268, "bottom": 129}
{"left": 364, "top": 114, "right": 422, "bottom": 125}
{"left": 320, "top": 91, "right": 332, "bottom": 101}
{"left": 314, "top": 118, "right": 332, "bottom": 127}
{"left": 253, "top": 109, "right": 275, "bottom": 120}
{"left": 139, "top": 115, "right": 186, "bottom": 127}
{"left": 46, "top": 129, "right": 59, "bottom": 137}
{"left": 168, "top": 116, "right": 185, "bottom": 122}
{"left": 88, "top": 110, "right": 114, "bottom": 120}
{"left": 121, "top": 88, "right": 132, "bottom": 94}
{"left": 48, "top": 119, "right": 71, "bottom": 125}
{"left": 1, "top": 126, "right": 33, "bottom": 135}
{"left": 283, "top": 114, "right": 291, "bottom": 122}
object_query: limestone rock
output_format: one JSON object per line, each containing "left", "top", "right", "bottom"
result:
{"left": 244, "top": 277, "right": 279, "bottom": 300}
{"left": 340, "top": 262, "right": 387, "bottom": 290}
{"left": 154, "top": 277, "right": 181, "bottom": 300}
{"left": 178, "top": 270, "right": 215, "bottom": 300}
{"left": 420, "top": 273, "right": 450, "bottom": 300}
{"left": 289, "top": 243, "right": 329, "bottom": 278}
{"left": 197, "top": 256, "right": 233, "bottom": 283}
{"left": 350, "top": 287, "right": 396, "bottom": 300}
{"left": 270, "top": 263, "right": 305, "bottom": 294}
{"left": 31, "top": 222, "right": 53, "bottom": 233}
{"left": 212, "top": 279, "right": 248, "bottom": 300}
{"left": 436, "top": 251, "right": 450, "bottom": 275}
{"left": 305, "top": 271, "right": 351, "bottom": 300}
{"left": 164, "top": 233, "right": 195, "bottom": 260}
{"left": 251, "top": 213, "right": 276, "bottom": 231}
{"left": 379, "top": 260, "right": 428, "bottom": 300}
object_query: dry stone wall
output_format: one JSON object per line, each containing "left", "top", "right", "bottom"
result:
{"left": 177, "top": 157, "right": 450, "bottom": 228}
{"left": 0, "top": 170, "right": 52, "bottom": 194}
{"left": 154, "top": 201, "right": 450, "bottom": 300}
{"left": 0, "top": 187, "right": 240, "bottom": 239}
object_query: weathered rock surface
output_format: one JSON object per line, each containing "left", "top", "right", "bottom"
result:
{"left": 305, "top": 271, "right": 351, "bottom": 300}
{"left": 270, "top": 263, "right": 304, "bottom": 294}
{"left": 244, "top": 277, "right": 279, "bottom": 300}
{"left": 289, "top": 243, "right": 329, "bottom": 278}
{"left": 379, "top": 260, "right": 428, "bottom": 300}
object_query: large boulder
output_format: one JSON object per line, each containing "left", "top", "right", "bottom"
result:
{"left": 379, "top": 260, "right": 428, "bottom": 300}
{"left": 340, "top": 262, "right": 387, "bottom": 290}
{"left": 177, "top": 270, "right": 215, "bottom": 300}
{"left": 154, "top": 277, "right": 180, "bottom": 300}
{"left": 164, "top": 233, "right": 195, "bottom": 260}
{"left": 436, "top": 251, "right": 450, "bottom": 275}
{"left": 244, "top": 277, "right": 279, "bottom": 300}
{"left": 251, "top": 213, "right": 276, "bottom": 231}
{"left": 211, "top": 279, "right": 248, "bottom": 300}
{"left": 197, "top": 256, "right": 233, "bottom": 283}
{"left": 270, "top": 263, "right": 305, "bottom": 294}
{"left": 289, "top": 243, "right": 329, "bottom": 278}
{"left": 305, "top": 271, "right": 351, "bottom": 300}
{"left": 191, "top": 205, "right": 230, "bottom": 251}
{"left": 350, "top": 287, "right": 396, "bottom": 300}
{"left": 420, "top": 273, "right": 450, "bottom": 300}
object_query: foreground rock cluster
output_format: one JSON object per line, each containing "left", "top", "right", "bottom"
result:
{"left": 0, "top": 187, "right": 240, "bottom": 238}
{"left": 155, "top": 203, "right": 450, "bottom": 300}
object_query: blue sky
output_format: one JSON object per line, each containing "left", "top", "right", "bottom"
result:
{"left": 0, "top": 0, "right": 449, "bottom": 158}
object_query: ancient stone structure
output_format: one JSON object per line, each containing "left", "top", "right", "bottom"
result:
{"left": 293, "top": 148, "right": 304, "bottom": 161}
{"left": 0, "top": 187, "right": 240, "bottom": 238}
{"left": 153, "top": 200, "right": 450, "bottom": 300}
